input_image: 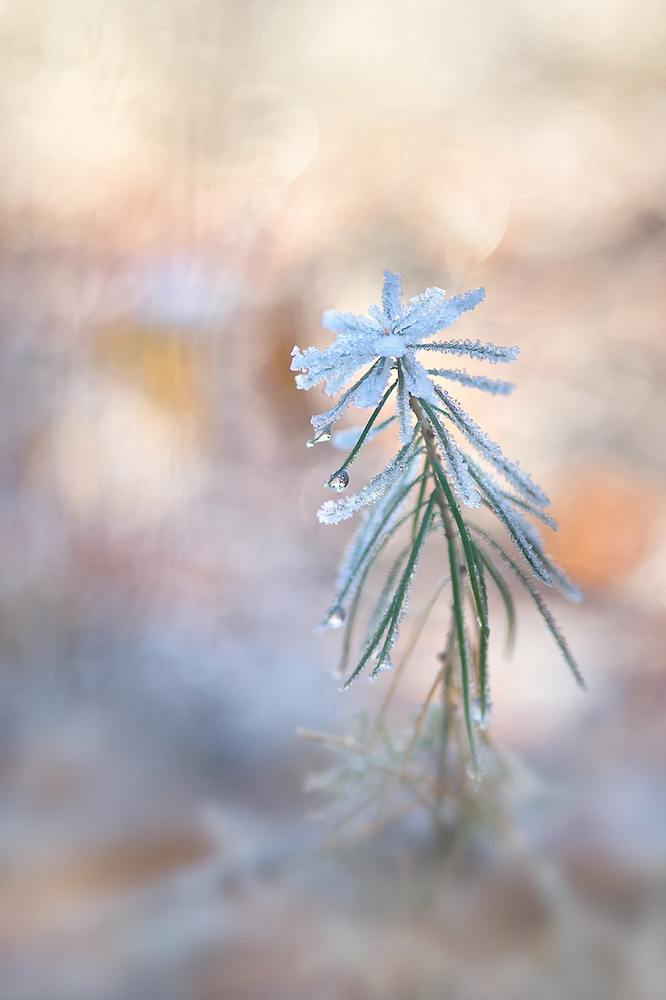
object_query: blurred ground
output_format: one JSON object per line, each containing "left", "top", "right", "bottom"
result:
{"left": 0, "top": 1, "right": 666, "bottom": 997}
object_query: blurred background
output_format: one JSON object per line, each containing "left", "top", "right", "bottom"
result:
{"left": 1, "top": 0, "right": 666, "bottom": 997}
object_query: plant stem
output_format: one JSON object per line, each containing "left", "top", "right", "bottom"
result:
{"left": 433, "top": 618, "right": 456, "bottom": 852}
{"left": 410, "top": 394, "right": 477, "bottom": 760}
{"left": 409, "top": 398, "right": 454, "bottom": 540}
{"left": 409, "top": 395, "right": 480, "bottom": 848}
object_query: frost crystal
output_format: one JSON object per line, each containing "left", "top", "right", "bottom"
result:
{"left": 429, "top": 416, "right": 481, "bottom": 509}
{"left": 426, "top": 369, "right": 515, "bottom": 396}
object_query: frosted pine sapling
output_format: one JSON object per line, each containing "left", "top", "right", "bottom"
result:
{"left": 292, "top": 271, "right": 583, "bottom": 840}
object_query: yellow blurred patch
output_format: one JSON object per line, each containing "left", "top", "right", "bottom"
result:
{"left": 94, "top": 322, "right": 207, "bottom": 425}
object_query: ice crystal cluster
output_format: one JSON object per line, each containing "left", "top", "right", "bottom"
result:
{"left": 292, "top": 271, "right": 583, "bottom": 751}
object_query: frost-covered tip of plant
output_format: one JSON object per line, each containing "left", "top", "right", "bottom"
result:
{"left": 291, "top": 271, "right": 496, "bottom": 446}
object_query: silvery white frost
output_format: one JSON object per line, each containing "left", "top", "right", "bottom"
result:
{"left": 292, "top": 270, "right": 583, "bottom": 718}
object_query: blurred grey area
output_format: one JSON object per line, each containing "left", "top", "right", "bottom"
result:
{"left": 1, "top": 1, "right": 666, "bottom": 997}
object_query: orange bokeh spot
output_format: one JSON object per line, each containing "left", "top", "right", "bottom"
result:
{"left": 547, "top": 464, "right": 663, "bottom": 591}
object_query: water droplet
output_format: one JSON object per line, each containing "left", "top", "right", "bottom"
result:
{"left": 465, "top": 761, "right": 483, "bottom": 785}
{"left": 324, "top": 605, "right": 346, "bottom": 629}
{"left": 370, "top": 655, "right": 394, "bottom": 680}
{"left": 471, "top": 696, "right": 492, "bottom": 731}
{"left": 326, "top": 469, "right": 349, "bottom": 491}
{"left": 306, "top": 424, "right": 332, "bottom": 448}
